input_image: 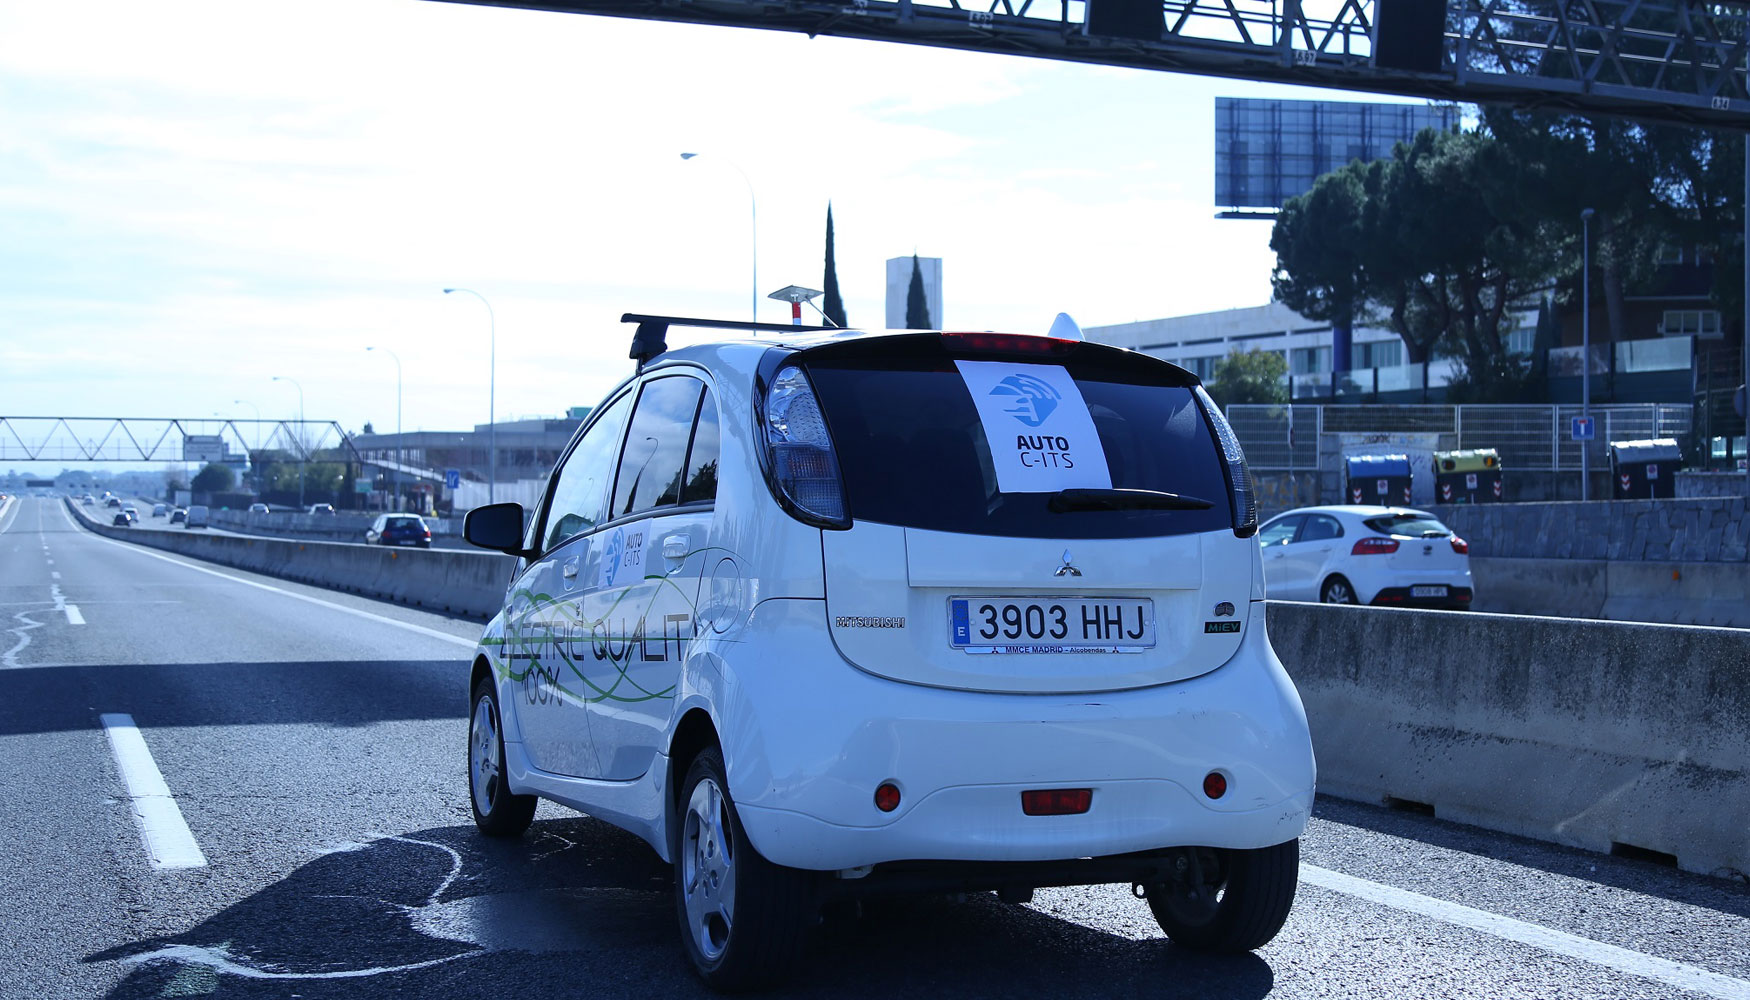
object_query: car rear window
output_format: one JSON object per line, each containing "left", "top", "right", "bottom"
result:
{"left": 800, "top": 337, "right": 1233, "bottom": 539}
{"left": 386, "top": 516, "right": 424, "bottom": 529}
{"left": 1363, "top": 513, "right": 1450, "bottom": 537}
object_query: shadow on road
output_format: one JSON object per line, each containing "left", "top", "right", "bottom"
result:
{"left": 87, "top": 815, "right": 1277, "bottom": 998}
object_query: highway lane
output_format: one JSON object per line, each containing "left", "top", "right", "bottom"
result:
{"left": 2, "top": 494, "right": 1748, "bottom": 999}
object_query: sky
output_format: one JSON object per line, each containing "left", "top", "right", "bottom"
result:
{"left": 0, "top": 0, "right": 1423, "bottom": 454}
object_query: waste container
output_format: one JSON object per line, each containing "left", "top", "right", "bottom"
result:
{"left": 1434, "top": 448, "right": 1504, "bottom": 504}
{"left": 1607, "top": 438, "right": 1682, "bottom": 499}
{"left": 1344, "top": 454, "right": 1413, "bottom": 506}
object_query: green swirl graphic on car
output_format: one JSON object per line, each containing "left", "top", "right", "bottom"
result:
{"left": 481, "top": 543, "right": 730, "bottom": 705}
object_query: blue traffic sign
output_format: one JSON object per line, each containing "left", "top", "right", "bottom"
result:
{"left": 1571, "top": 416, "right": 1595, "bottom": 441}
{"left": 444, "top": 468, "right": 461, "bottom": 489}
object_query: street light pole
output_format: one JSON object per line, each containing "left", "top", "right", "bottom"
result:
{"left": 1581, "top": 207, "right": 1595, "bottom": 503}
{"left": 366, "top": 346, "right": 403, "bottom": 512}
{"left": 681, "top": 152, "right": 757, "bottom": 323}
{"left": 271, "top": 375, "right": 306, "bottom": 509}
{"left": 443, "top": 288, "right": 496, "bottom": 506}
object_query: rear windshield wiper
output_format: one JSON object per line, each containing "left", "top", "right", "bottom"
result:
{"left": 1047, "top": 488, "right": 1215, "bottom": 513}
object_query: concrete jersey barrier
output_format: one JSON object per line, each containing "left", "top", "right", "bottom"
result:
{"left": 1266, "top": 601, "right": 1750, "bottom": 880}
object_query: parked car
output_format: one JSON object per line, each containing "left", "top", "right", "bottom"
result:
{"left": 1257, "top": 505, "right": 1472, "bottom": 608}
{"left": 185, "top": 505, "right": 210, "bottom": 529}
{"left": 366, "top": 514, "right": 430, "bottom": 547}
{"left": 112, "top": 512, "right": 131, "bottom": 526}
{"left": 307, "top": 503, "right": 336, "bottom": 515}
{"left": 248, "top": 502, "right": 270, "bottom": 514}
{"left": 152, "top": 503, "right": 169, "bottom": 518}
{"left": 460, "top": 314, "right": 1315, "bottom": 989}
{"left": 169, "top": 508, "right": 187, "bottom": 524}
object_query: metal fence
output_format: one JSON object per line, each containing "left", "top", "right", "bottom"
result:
{"left": 1228, "top": 403, "right": 1692, "bottom": 472}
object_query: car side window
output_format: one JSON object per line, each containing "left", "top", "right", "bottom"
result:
{"left": 681, "top": 387, "right": 719, "bottom": 504}
{"left": 610, "top": 376, "right": 705, "bottom": 519}
{"left": 1297, "top": 515, "right": 1344, "bottom": 542}
{"left": 543, "top": 391, "right": 633, "bottom": 551}
{"left": 1259, "top": 515, "right": 1303, "bottom": 547}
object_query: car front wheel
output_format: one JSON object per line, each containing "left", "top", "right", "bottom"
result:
{"left": 674, "top": 747, "right": 814, "bottom": 991}
{"left": 1145, "top": 840, "right": 1299, "bottom": 953}
{"left": 468, "top": 677, "right": 536, "bottom": 837}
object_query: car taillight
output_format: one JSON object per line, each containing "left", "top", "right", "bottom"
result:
{"left": 1193, "top": 387, "right": 1257, "bottom": 538}
{"left": 1450, "top": 536, "right": 1469, "bottom": 554}
{"left": 1352, "top": 537, "right": 1400, "bottom": 555}
{"left": 760, "top": 364, "right": 848, "bottom": 528}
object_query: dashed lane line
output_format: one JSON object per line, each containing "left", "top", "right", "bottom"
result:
{"left": 57, "top": 501, "right": 475, "bottom": 650}
{"left": 100, "top": 713, "right": 208, "bottom": 870}
{"left": 1304, "top": 864, "right": 1750, "bottom": 1000}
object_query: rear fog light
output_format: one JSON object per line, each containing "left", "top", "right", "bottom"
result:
{"left": 874, "top": 782, "right": 901, "bottom": 812}
{"left": 1203, "top": 772, "right": 1228, "bottom": 799}
{"left": 1021, "top": 789, "right": 1092, "bottom": 816}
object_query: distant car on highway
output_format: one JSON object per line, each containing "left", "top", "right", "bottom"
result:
{"left": 185, "top": 505, "right": 210, "bottom": 529}
{"left": 106, "top": 497, "right": 121, "bottom": 508}
{"left": 122, "top": 505, "right": 139, "bottom": 523}
{"left": 81, "top": 496, "right": 94, "bottom": 505}
{"left": 169, "top": 508, "right": 187, "bottom": 524}
{"left": 1257, "top": 505, "right": 1472, "bottom": 608}
{"left": 248, "top": 502, "right": 270, "bottom": 514}
{"left": 365, "top": 513, "right": 429, "bottom": 547}
{"left": 307, "top": 503, "right": 335, "bottom": 515}
{"left": 112, "top": 512, "right": 131, "bottom": 526}
{"left": 152, "top": 503, "right": 169, "bottom": 517}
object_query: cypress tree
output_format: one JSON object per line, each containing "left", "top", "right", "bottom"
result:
{"left": 905, "top": 254, "right": 931, "bottom": 329}
{"left": 822, "top": 204, "right": 847, "bottom": 328}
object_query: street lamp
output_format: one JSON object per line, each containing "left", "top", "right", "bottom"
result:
{"left": 443, "top": 288, "right": 496, "bottom": 506}
{"left": 1580, "top": 207, "right": 1594, "bottom": 502}
{"left": 272, "top": 375, "right": 306, "bottom": 509}
{"left": 681, "top": 152, "right": 758, "bottom": 323}
{"left": 366, "top": 346, "right": 403, "bottom": 512}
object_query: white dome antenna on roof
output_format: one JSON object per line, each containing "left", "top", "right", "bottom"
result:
{"left": 1047, "top": 313, "right": 1084, "bottom": 342}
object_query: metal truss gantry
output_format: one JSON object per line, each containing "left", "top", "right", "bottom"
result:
{"left": 432, "top": 0, "right": 1750, "bottom": 130}
{"left": 0, "top": 418, "right": 363, "bottom": 464}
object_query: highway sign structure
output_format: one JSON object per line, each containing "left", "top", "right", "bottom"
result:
{"left": 1571, "top": 416, "right": 1595, "bottom": 441}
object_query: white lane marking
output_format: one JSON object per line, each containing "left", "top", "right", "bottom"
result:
{"left": 2, "top": 610, "right": 44, "bottom": 668}
{"left": 1304, "top": 864, "right": 1750, "bottom": 1000}
{"left": 57, "top": 502, "right": 475, "bottom": 650}
{"left": 49, "top": 583, "right": 85, "bottom": 626}
{"left": 99, "top": 713, "right": 208, "bottom": 870}
{"left": 51, "top": 571, "right": 61, "bottom": 580}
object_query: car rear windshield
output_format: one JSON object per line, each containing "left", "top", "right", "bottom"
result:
{"left": 799, "top": 336, "right": 1233, "bottom": 539}
{"left": 386, "top": 517, "right": 424, "bottom": 529}
{"left": 1363, "top": 513, "right": 1450, "bottom": 537}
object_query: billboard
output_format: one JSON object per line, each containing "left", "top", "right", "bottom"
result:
{"left": 1215, "top": 97, "right": 1459, "bottom": 211}
{"left": 182, "top": 434, "right": 226, "bottom": 463}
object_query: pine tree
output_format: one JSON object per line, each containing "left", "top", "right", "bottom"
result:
{"left": 905, "top": 254, "right": 931, "bottom": 329}
{"left": 822, "top": 204, "right": 847, "bottom": 328}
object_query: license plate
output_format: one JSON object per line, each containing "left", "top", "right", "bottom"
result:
{"left": 1411, "top": 585, "right": 1448, "bottom": 598}
{"left": 949, "top": 597, "right": 1154, "bottom": 653}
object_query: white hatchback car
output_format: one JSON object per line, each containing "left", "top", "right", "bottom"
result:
{"left": 462, "top": 314, "right": 1317, "bottom": 989}
{"left": 1257, "top": 505, "right": 1473, "bottom": 608}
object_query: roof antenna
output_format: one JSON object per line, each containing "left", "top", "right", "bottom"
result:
{"left": 1047, "top": 313, "right": 1084, "bottom": 341}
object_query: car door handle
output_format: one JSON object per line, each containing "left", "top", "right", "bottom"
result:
{"left": 562, "top": 562, "right": 578, "bottom": 579}
{"left": 661, "top": 534, "right": 690, "bottom": 560}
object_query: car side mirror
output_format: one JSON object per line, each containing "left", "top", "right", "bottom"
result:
{"left": 464, "top": 502, "right": 531, "bottom": 557}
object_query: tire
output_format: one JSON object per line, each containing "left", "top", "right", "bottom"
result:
{"left": 1146, "top": 840, "right": 1299, "bottom": 953}
{"left": 1320, "top": 576, "right": 1358, "bottom": 604}
{"left": 673, "top": 746, "right": 814, "bottom": 991}
{"left": 468, "top": 676, "right": 536, "bottom": 837}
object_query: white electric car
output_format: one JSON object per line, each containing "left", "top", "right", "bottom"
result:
{"left": 1257, "top": 505, "right": 1473, "bottom": 608}
{"left": 463, "top": 313, "right": 1316, "bottom": 990}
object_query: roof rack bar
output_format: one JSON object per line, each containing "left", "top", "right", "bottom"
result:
{"left": 622, "top": 312, "right": 836, "bottom": 371}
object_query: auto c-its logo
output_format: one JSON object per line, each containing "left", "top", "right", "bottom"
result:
{"left": 601, "top": 527, "right": 625, "bottom": 587}
{"left": 989, "top": 374, "right": 1060, "bottom": 427}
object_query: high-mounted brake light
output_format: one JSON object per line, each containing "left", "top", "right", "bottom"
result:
{"left": 1192, "top": 387, "right": 1257, "bottom": 538}
{"left": 1352, "top": 537, "right": 1400, "bottom": 555}
{"left": 940, "top": 332, "right": 1075, "bottom": 354}
{"left": 760, "top": 365, "right": 848, "bottom": 528}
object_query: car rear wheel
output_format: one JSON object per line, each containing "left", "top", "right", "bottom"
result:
{"left": 1145, "top": 840, "right": 1299, "bottom": 953}
{"left": 468, "top": 677, "right": 536, "bottom": 837}
{"left": 1320, "top": 576, "right": 1358, "bottom": 604}
{"left": 674, "top": 746, "right": 814, "bottom": 991}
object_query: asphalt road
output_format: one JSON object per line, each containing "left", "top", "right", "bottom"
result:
{"left": 2, "top": 493, "right": 1748, "bottom": 1000}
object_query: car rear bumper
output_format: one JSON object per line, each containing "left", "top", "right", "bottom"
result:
{"left": 717, "top": 600, "right": 1316, "bottom": 871}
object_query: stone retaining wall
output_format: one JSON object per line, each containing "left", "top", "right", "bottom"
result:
{"left": 1439, "top": 497, "right": 1748, "bottom": 562}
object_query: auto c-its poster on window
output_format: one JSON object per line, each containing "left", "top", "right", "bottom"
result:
{"left": 953, "top": 360, "right": 1113, "bottom": 494}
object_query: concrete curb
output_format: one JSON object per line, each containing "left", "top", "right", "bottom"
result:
{"left": 1265, "top": 601, "right": 1750, "bottom": 879}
